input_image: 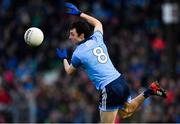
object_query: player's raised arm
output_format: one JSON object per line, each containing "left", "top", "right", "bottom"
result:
{"left": 65, "top": 2, "right": 103, "bottom": 34}
{"left": 80, "top": 13, "right": 103, "bottom": 34}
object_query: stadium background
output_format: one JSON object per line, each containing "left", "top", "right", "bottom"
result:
{"left": 0, "top": 0, "right": 179, "bottom": 123}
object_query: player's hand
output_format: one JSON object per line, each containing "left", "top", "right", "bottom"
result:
{"left": 65, "top": 2, "right": 81, "bottom": 16}
{"left": 56, "top": 48, "right": 67, "bottom": 60}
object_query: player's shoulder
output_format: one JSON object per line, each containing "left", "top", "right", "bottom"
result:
{"left": 91, "top": 31, "right": 104, "bottom": 43}
{"left": 92, "top": 31, "right": 103, "bottom": 37}
{"left": 73, "top": 45, "right": 84, "bottom": 57}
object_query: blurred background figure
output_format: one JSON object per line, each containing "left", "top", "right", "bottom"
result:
{"left": 0, "top": 0, "right": 179, "bottom": 123}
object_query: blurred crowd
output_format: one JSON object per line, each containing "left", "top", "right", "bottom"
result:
{"left": 0, "top": 0, "right": 180, "bottom": 123}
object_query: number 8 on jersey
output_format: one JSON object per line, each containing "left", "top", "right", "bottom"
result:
{"left": 93, "top": 47, "right": 108, "bottom": 64}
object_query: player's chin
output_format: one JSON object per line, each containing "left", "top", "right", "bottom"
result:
{"left": 70, "top": 39, "right": 75, "bottom": 43}
{"left": 73, "top": 40, "right": 78, "bottom": 44}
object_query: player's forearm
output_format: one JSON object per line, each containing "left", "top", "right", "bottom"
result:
{"left": 80, "top": 13, "right": 100, "bottom": 26}
{"left": 63, "top": 59, "right": 73, "bottom": 75}
{"left": 80, "top": 13, "right": 103, "bottom": 33}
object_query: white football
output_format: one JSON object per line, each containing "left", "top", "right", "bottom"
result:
{"left": 24, "top": 27, "right": 44, "bottom": 47}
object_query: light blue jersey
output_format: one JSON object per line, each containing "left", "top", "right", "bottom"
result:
{"left": 71, "top": 31, "right": 120, "bottom": 90}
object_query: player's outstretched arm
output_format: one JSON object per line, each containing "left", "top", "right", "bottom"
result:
{"left": 56, "top": 48, "right": 76, "bottom": 75}
{"left": 80, "top": 13, "right": 103, "bottom": 34}
{"left": 65, "top": 2, "right": 103, "bottom": 34}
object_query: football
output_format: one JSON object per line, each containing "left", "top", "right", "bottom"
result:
{"left": 24, "top": 27, "right": 44, "bottom": 47}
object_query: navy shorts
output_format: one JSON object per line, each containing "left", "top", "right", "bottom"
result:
{"left": 99, "top": 75, "right": 131, "bottom": 111}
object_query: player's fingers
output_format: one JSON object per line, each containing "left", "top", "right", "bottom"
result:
{"left": 65, "top": 2, "right": 74, "bottom": 9}
{"left": 63, "top": 49, "right": 67, "bottom": 55}
{"left": 56, "top": 48, "right": 63, "bottom": 54}
{"left": 56, "top": 48, "right": 60, "bottom": 52}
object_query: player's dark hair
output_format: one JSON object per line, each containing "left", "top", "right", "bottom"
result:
{"left": 70, "top": 20, "right": 92, "bottom": 39}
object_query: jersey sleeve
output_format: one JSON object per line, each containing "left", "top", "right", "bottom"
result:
{"left": 92, "top": 31, "right": 103, "bottom": 43}
{"left": 71, "top": 54, "right": 81, "bottom": 68}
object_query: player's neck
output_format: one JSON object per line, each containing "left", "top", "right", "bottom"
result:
{"left": 77, "top": 37, "right": 92, "bottom": 45}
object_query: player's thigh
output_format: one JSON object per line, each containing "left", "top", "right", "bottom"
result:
{"left": 100, "top": 110, "right": 118, "bottom": 123}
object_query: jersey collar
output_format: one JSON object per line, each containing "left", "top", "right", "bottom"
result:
{"left": 77, "top": 37, "right": 92, "bottom": 45}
